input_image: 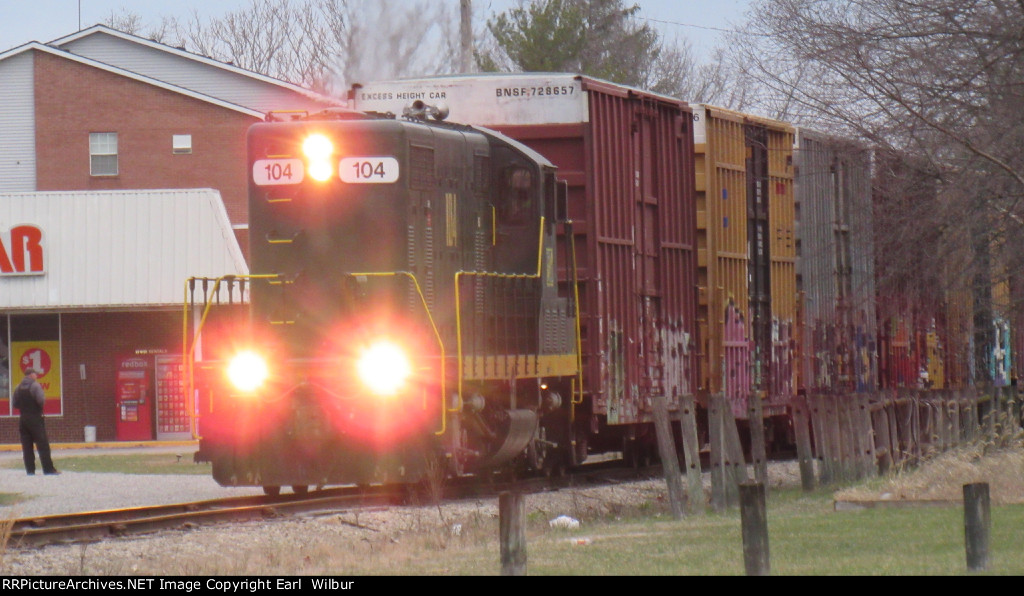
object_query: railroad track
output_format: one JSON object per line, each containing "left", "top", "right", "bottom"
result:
{"left": 7, "top": 486, "right": 400, "bottom": 549}
{"left": 7, "top": 461, "right": 661, "bottom": 549}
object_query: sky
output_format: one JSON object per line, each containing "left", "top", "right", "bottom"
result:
{"left": 0, "top": 0, "right": 753, "bottom": 60}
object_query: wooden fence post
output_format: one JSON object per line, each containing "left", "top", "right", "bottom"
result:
{"left": 936, "top": 391, "right": 949, "bottom": 454}
{"left": 709, "top": 392, "right": 747, "bottom": 510}
{"left": 871, "top": 396, "right": 892, "bottom": 476}
{"left": 886, "top": 391, "right": 901, "bottom": 467}
{"left": 948, "top": 392, "right": 961, "bottom": 449}
{"left": 740, "top": 482, "right": 770, "bottom": 576}
{"left": 791, "top": 393, "right": 816, "bottom": 492}
{"left": 984, "top": 388, "right": 996, "bottom": 449}
{"left": 856, "top": 394, "right": 876, "bottom": 479}
{"left": 809, "top": 393, "right": 832, "bottom": 486}
{"left": 911, "top": 392, "right": 922, "bottom": 463}
{"left": 963, "top": 483, "right": 991, "bottom": 572}
{"left": 998, "top": 386, "right": 1013, "bottom": 448}
{"left": 824, "top": 394, "right": 841, "bottom": 484}
{"left": 723, "top": 399, "right": 749, "bottom": 507}
{"left": 838, "top": 395, "right": 855, "bottom": 482}
{"left": 892, "top": 395, "right": 909, "bottom": 469}
{"left": 940, "top": 390, "right": 952, "bottom": 451}
{"left": 963, "top": 388, "right": 979, "bottom": 444}
{"left": 922, "top": 395, "right": 937, "bottom": 457}
{"left": 499, "top": 492, "right": 527, "bottom": 576}
{"left": 748, "top": 390, "right": 768, "bottom": 485}
{"left": 709, "top": 393, "right": 726, "bottom": 513}
{"left": 652, "top": 395, "right": 685, "bottom": 519}
{"left": 1009, "top": 386, "right": 1023, "bottom": 440}
{"left": 678, "top": 393, "right": 706, "bottom": 514}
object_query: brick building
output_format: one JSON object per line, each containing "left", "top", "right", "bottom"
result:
{"left": 0, "top": 26, "right": 341, "bottom": 443}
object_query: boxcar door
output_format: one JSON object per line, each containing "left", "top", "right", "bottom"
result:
{"left": 634, "top": 108, "right": 664, "bottom": 413}
{"left": 745, "top": 124, "right": 772, "bottom": 394}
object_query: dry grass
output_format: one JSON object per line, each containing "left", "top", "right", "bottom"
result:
{"left": 0, "top": 515, "right": 13, "bottom": 570}
{"left": 836, "top": 439, "right": 1024, "bottom": 504}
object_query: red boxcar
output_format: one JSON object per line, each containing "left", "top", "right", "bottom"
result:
{"left": 352, "top": 74, "right": 698, "bottom": 455}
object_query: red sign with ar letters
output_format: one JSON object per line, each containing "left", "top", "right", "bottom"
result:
{"left": 0, "top": 225, "right": 44, "bottom": 276}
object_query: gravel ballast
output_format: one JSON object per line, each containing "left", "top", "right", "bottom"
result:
{"left": 1, "top": 444, "right": 802, "bottom": 576}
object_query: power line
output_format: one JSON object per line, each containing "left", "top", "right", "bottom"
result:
{"left": 643, "top": 16, "right": 743, "bottom": 35}
{"left": 632, "top": 15, "right": 769, "bottom": 39}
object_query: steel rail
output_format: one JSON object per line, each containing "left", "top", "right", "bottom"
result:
{"left": 7, "top": 459, "right": 661, "bottom": 549}
{"left": 8, "top": 487, "right": 400, "bottom": 549}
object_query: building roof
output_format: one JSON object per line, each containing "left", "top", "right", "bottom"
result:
{"left": 0, "top": 24, "right": 344, "bottom": 118}
{"left": 51, "top": 25, "right": 338, "bottom": 107}
{"left": 0, "top": 41, "right": 266, "bottom": 119}
{"left": 0, "top": 189, "right": 248, "bottom": 310}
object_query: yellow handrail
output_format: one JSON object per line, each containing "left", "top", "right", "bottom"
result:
{"left": 455, "top": 218, "right": 568, "bottom": 411}
{"left": 182, "top": 274, "right": 279, "bottom": 440}
{"left": 568, "top": 222, "right": 584, "bottom": 405}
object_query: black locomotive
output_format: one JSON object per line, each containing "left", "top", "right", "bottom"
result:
{"left": 195, "top": 105, "right": 580, "bottom": 494}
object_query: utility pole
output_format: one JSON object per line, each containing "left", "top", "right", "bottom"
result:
{"left": 460, "top": 0, "right": 473, "bottom": 72}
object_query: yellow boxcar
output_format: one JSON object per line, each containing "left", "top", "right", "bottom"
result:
{"left": 693, "top": 105, "right": 796, "bottom": 419}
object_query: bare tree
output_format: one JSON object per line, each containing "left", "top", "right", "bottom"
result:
{"left": 682, "top": 45, "right": 753, "bottom": 107}
{"left": 103, "top": 8, "right": 145, "bottom": 36}
{"left": 332, "top": 0, "right": 458, "bottom": 88}
{"left": 734, "top": 0, "right": 1024, "bottom": 382}
{"left": 735, "top": 0, "right": 1024, "bottom": 187}
{"left": 102, "top": 8, "right": 178, "bottom": 45}
{"left": 171, "top": 0, "right": 342, "bottom": 92}
{"left": 105, "top": 0, "right": 462, "bottom": 95}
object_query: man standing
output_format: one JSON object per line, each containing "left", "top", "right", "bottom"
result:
{"left": 14, "top": 367, "right": 59, "bottom": 475}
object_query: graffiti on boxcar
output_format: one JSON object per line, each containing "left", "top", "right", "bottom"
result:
{"left": 660, "top": 320, "right": 694, "bottom": 407}
{"left": 723, "top": 299, "right": 751, "bottom": 419}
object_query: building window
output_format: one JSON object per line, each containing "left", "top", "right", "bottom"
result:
{"left": 90, "top": 132, "right": 118, "bottom": 176}
{"left": 172, "top": 134, "right": 192, "bottom": 154}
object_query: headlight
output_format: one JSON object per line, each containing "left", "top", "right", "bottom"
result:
{"left": 307, "top": 160, "right": 333, "bottom": 182}
{"left": 227, "top": 351, "right": 269, "bottom": 393}
{"left": 357, "top": 341, "right": 412, "bottom": 396}
{"left": 302, "top": 134, "right": 333, "bottom": 160}
{"left": 303, "top": 134, "right": 334, "bottom": 182}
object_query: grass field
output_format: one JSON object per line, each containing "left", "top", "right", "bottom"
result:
{"left": 1, "top": 452, "right": 211, "bottom": 475}
{"left": 366, "top": 486, "right": 1024, "bottom": 576}
{"left": 144, "top": 482, "right": 1017, "bottom": 576}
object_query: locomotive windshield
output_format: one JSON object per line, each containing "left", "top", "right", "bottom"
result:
{"left": 490, "top": 148, "right": 543, "bottom": 274}
{"left": 499, "top": 166, "right": 534, "bottom": 224}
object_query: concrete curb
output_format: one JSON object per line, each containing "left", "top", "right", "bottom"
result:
{"left": 0, "top": 440, "right": 199, "bottom": 452}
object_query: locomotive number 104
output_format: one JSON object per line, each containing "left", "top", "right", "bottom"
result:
{"left": 252, "top": 157, "right": 400, "bottom": 186}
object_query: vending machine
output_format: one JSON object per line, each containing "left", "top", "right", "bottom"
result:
{"left": 115, "top": 355, "right": 153, "bottom": 441}
{"left": 155, "top": 354, "right": 192, "bottom": 440}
